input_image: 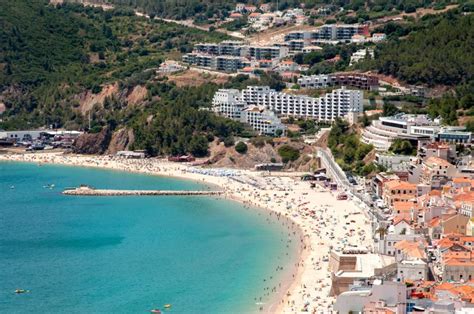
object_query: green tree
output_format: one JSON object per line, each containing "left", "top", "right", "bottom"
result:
{"left": 235, "top": 141, "right": 248, "bottom": 154}
{"left": 278, "top": 145, "right": 300, "bottom": 163}
{"left": 189, "top": 135, "right": 209, "bottom": 157}
{"left": 383, "top": 103, "right": 399, "bottom": 116}
{"left": 389, "top": 139, "right": 417, "bottom": 156}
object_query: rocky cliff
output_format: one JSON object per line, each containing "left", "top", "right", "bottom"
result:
{"left": 106, "top": 128, "right": 135, "bottom": 154}
{"left": 73, "top": 127, "right": 112, "bottom": 154}
{"left": 73, "top": 127, "right": 135, "bottom": 155}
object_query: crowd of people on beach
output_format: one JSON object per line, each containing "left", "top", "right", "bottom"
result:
{"left": 0, "top": 152, "right": 374, "bottom": 313}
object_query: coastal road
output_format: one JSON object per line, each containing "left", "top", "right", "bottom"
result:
{"left": 315, "top": 146, "right": 386, "bottom": 234}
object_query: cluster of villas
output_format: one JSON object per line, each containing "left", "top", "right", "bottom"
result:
{"left": 211, "top": 85, "right": 363, "bottom": 135}
{"left": 333, "top": 140, "right": 474, "bottom": 312}
{"left": 230, "top": 3, "right": 308, "bottom": 31}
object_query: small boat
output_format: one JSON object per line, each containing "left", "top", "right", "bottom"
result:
{"left": 150, "top": 309, "right": 161, "bottom": 313}
{"left": 15, "top": 289, "right": 28, "bottom": 294}
{"left": 164, "top": 304, "right": 171, "bottom": 309}
{"left": 10, "top": 185, "right": 15, "bottom": 189}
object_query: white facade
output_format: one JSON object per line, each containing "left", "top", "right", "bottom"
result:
{"left": 375, "top": 153, "right": 412, "bottom": 171}
{"left": 212, "top": 89, "right": 246, "bottom": 120}
{"left": 297, "top": 74, "right": 331, "bottom": 88}
{"left": 350, "top": 48, "right": 374, "bottom": 66}
{"left": 157, "top": 61, "right": 185, "bottom": 74}
{"left": 397, "top": 259, "right": 428, "bottom": 282}
{"left": 0, "top": 130, "right": 43, "bottom": 141}
{"left": 241, "top": 86, "right": 363, "bottom": 122}
{"left": 211, "top": 88, "right": 285, "bottom": 135}
{"left": 241, "top": 106, "right": 286, "bottom": 135}
{"left": 362, "top": 114, "right": 441, "bottom": 151}
{"left": 212, "top": 86, "right": 363, "bottom": 133}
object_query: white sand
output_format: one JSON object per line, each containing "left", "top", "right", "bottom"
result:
{"left": 0, "top": 152, "right": 374, "bottom": 313}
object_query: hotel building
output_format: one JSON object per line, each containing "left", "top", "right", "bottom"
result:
{"left": 242, "top": 106, "right": 286, "bottom": 135}
{"left": 211, "top": 89, "right": 285, "bottom": 135}
{"left": 361, "top": 114, "right": 472, "bottom": 152}
{"left": 212, "top": 86, "right": 363, "bottom": 134}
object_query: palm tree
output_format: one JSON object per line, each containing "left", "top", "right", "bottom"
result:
{"left": 376, "top": 227, "right": 387, "bottom": 240}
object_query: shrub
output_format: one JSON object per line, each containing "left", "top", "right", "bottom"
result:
{"left": 250, "top": 137, "right": 266, "bottom": 148}
{"left": 278, "top": 145, "right": 300, "bottom": 163}
{"left": 223, "top": 136, "right": 235, "bottom": 147}
{"left": 235, "top": 142, "right": 248, "bottom": 154}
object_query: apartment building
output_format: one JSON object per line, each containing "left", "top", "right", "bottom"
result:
{"left": 212, "top": 89, "right": 247, "bottom": 120}
{"left": 189, "top": 41, "right": 288, "bottom": 60}
{"left": 182, "top": 54, "right": 250, "bottom": 72}
{"left": 298, "top": 73, "right": 379, "bottom": 90}
{"left": 285, "top": 24, "right": 369, "bottom": 42}
{"left": 240, "top": 86, "right": 363, "bottom": 121}
{"left": 420, "top": 157, "right": 457, "bottom": 185}
{"left": 242, "top": 45, "right": 289, "bottom": 60}
{"left": 211, "top": 88, "right": 285, "bottom": 135}
{"left": 375, "top": 153, "right": 412, "bottom": 171}
{"left": 297, "top": 74, "right": 332, "bottom": 88}
{"left": 194, "top": 40, "right": 244, "bottom": 56}
{"left": 383, "top": 180, "right": 417, "bottom": 208}
{"left": 241, "top": 106, "right": 286, "bottom": 135}
{"left": 212, "top": 86, "right": 363, "bottom": 133}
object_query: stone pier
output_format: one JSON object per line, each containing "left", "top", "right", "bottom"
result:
{"left": 62, "top": 186, "right": 223, "bottom": 197}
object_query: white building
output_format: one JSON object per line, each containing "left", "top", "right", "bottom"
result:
{"left": 361, "top": 114, "right": 470, "bottom": 152}
{"left": 397, "top": 259, "right": 428, "bottom": 282}
{"left": 375, "top": 153, "right": 413, "bottom": 171}
{"left": 350, "top": 48, "right": 374, "bottom": 66}
{"left": 212, "top": 86, "right": 363, "bottom": 133}
{"left": 240, "top": 86, "right": 363, "bottom": 122}
{"left": 297, "top": 74, "right": 332, "bottom": 88}
{"left": 362, "top": 114, "right": 439, "bottom": 151}
{"left": 211, "top": 88, "right": 285, "bottom": 135}
{"left": 157, "top": 60, "right": 185, "bottom": 74}
{"left": 0, "top": 130, "right": 43, "bottom": 141}
{"left": 241, "top": 106, "right": 286, "bottom": 135}
{"left": 212, "top": 89, "right": 247, "bottom": 120}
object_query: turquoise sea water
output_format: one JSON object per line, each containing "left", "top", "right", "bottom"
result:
{"left": 0, "top": 162, "right": 297, "bottom": 313}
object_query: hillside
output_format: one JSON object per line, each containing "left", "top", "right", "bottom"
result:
{"left": 0, "top": 0, "right": 229, "bottom": 130}
{"left": 370, "top": 13, "right": 474, "bottom": 86}
{"left": 60, "top": 0, "right": 460, "bottom": 22}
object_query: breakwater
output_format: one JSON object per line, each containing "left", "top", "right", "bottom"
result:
{"left": 63, "top": 186, "right": 223, "bottom": 196}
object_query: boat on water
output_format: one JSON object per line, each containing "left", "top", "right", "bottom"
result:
{"left": 164, "top": 304, "right": 172, "bottom": 309}
{"left": 15, "top": 289, "right": 29, "bottom": 294}
{"left": 150, "top": 309, "right": 161, "bottom": 313}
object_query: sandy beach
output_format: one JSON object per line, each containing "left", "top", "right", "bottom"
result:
{"left": 0, "top": 152, "right": 375, "bottom": 313}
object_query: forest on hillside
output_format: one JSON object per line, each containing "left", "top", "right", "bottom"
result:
{"left": 81, "top": 0, "right": 461, "bottom": 21}
{"left": 0, "top": 0, "right": 228, "bottom": 129}
{"left": 370, "top": 13, "right": 474, "bottom": 86}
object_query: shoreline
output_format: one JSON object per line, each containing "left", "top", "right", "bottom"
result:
{"left": 0, "top": 152, "right": 375, "bottom": 313}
